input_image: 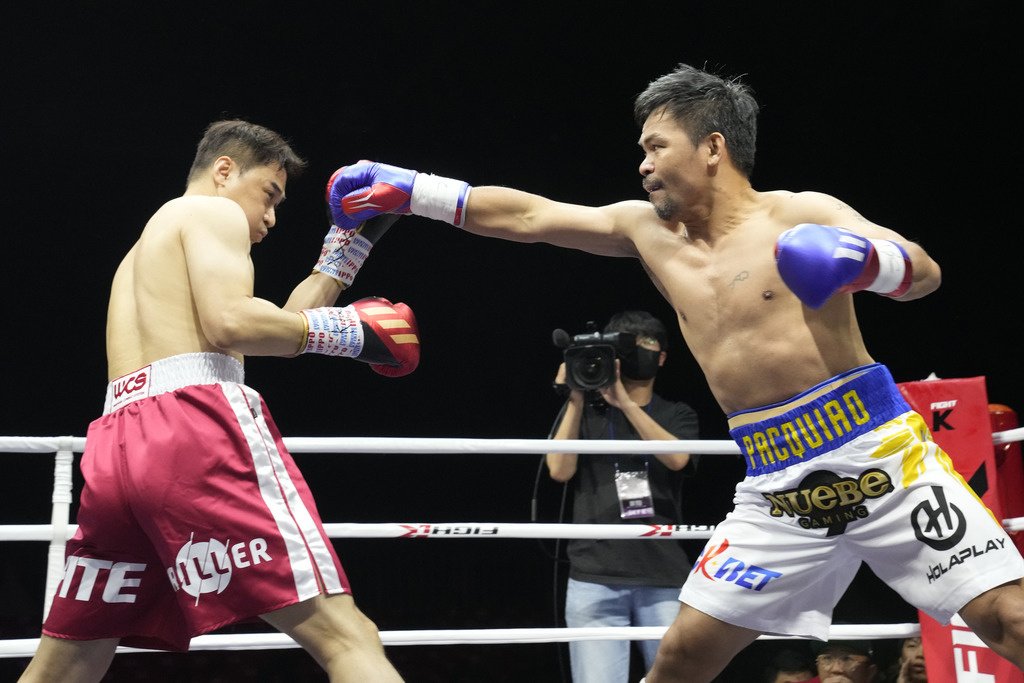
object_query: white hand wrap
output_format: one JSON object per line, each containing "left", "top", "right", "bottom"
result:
{"left": 410, "top": 173, "right": 472, "bottom": 227}
{"left": 299, "top": 306, "right": 364, "bottom": 357}
{"left": 866, "top": 239, "right": 912, "bottom": 298}
{"left": 314, "top": 225, "right": 374, "bottom": 288}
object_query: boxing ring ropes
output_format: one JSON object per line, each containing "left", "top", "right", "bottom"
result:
{"left": 2, "top": 429, "right": 1023, "bottom": 660}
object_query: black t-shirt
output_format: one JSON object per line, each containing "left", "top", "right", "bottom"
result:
{"left": 554, "top": 393, "right": 700, "bottom": 586}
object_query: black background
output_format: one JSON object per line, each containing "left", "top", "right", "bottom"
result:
{"left": 2, "top": 2, "right": 1020, "bottom": 681}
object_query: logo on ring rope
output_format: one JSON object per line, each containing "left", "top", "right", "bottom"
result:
{"left": 399, "top": 524, "right": 499, "bottom": 537}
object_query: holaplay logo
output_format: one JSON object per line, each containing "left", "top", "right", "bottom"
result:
{"left": 166, "top": 535, "right": 272, "bottom": 601}
{"left": 926, "top": 537, "right": 1008, "bottom": 584}
{"left": 911, "top": 485, "right": 967, "bottom": 551}
{"left": 761, "top": 468, "right": 893, "bottom": 536}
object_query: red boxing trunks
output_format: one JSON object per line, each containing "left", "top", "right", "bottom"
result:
{"left": 42, "top": 353, "right": 350, "bottom": 651}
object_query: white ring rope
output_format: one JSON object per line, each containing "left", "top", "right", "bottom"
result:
{"left": 1, "top": 523, "right": 719, "bottom": 542}
{"left": 0, "top": 436, "right": 741, "bottom": 455}
{"left": 6, "top": 518, "right": 1022, "bottom": 541}
{"left": 0, "top": 623, "right": 925, "bottom": 658}
{"left": 3, "top": 429, "right": 1019, "bottom": 454}
{"left": 0, "top": 429, "right": 1019, "bottom": 659}
{"left": 993, "top": 426, "right": 1024, "bottom": 445}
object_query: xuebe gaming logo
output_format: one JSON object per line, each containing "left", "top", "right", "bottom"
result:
{"left": 761, "top": 467, "right": 893, "bottom": 536}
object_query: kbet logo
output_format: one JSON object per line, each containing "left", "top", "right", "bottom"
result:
{"left": 692, "top": 539, "right": 782, "bottom": 591}
{"left": 166, "top": 535, "right": 271, "bottom": 600}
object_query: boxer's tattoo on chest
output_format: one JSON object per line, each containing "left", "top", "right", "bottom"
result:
{"left": 729, "top": 271, "right": 749, "bottom": 288}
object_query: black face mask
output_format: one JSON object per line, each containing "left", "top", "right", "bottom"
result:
{"left": 620, "top": 347, "right": 660, "bottom": 380}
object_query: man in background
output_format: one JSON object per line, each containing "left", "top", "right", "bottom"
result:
{"left": 547, "top": 310, "right": 698, "bottom": 682}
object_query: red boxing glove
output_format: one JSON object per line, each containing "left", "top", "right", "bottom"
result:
{"left": 299, "top": 297, "right": 420, "bottom": 377}
{"left": 353, "top": 297, "right": 420, "bottom": 377}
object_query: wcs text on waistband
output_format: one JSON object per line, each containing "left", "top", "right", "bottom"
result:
{"left": 108, "top": 365, "right": 153, "bottom": 413}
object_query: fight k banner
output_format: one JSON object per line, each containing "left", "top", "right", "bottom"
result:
{"left": 898, "top": 376, "right": 1023, "bottom": 682}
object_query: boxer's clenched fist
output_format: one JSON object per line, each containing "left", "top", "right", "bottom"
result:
{"left": 299, "top": 296, "right": 420, "bottom": 377}
{"left": 327, "top": 160, "right": 471, "bottom": 228}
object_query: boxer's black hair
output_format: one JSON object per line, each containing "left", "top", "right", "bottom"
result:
{"left": 187, "top": 119, "right": 306, "bottom": 183}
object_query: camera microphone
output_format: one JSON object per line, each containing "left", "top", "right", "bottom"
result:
{"left": 552, "top": 328, "right": 571, "bottom": 349}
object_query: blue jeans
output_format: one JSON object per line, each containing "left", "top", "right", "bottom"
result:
{"left": 564, "top": 577, "right": 682, "bottom": 683}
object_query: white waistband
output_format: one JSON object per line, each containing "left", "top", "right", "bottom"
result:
{"left": 103, "top": 353, "right": 245, "bottom": 415}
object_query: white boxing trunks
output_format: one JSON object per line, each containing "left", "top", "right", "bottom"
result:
{"left": 679, "top": 363, "right": 1024, "bottom": 639}
{"left": 43, "top": 353, "right": 350, "bottom": 651}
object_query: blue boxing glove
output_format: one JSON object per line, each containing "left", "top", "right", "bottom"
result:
{"left": 326, "top": 160, "right": 471, "bottom": 229}
{"left": 775, "top": 223, "right": 913, "bottom": 309}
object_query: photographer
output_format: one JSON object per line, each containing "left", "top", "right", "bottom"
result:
{"left": 547, "top": 310, "right": 699, "bottom": 683}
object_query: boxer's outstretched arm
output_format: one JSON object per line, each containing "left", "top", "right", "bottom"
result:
{"left": 461, "top": 186, "right": 637, "bottom": 257}
{"left": 326, "top": 160, "right": 640, "bottom": 257}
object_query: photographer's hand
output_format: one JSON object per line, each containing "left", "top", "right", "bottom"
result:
{"left": 598, "top": 360, "right": 632, "bottom": 410}
{"left": 602, "top": 360, "right": 692, "bottom": 471}
{"left": 555, "top": 362, "right": 585, "bottom": 407}
{"left": 547, "top": 363, "right": 584, "bottom": 482}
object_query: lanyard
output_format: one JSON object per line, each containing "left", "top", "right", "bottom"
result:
{"left": 604, "top": 403, "right": 656, "bottom": 519}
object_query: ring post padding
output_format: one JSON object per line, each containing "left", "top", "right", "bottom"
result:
{"left": 43, "top": 439, "right": 75, "bottom": 621}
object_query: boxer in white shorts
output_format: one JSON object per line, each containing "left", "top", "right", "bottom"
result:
{"left": 324, "top": 62, "right": 1024, "bottom": 679}
{"left": 680, "top": 362, "right": 1024, "bottom": 639}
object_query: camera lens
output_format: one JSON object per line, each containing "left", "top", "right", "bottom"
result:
{"left": 577, "top": 353, "right": 608, "bottom": 384}
{"left": 565, "top": 344, "right": 616, "bottom": 390}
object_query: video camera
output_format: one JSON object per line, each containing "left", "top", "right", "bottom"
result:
{"left": 554, "top": 323, "right": 637, "bottom": 391}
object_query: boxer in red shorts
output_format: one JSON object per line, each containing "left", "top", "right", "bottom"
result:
{"left": 19, "top": 120, "right": 413, "bottom": 682}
